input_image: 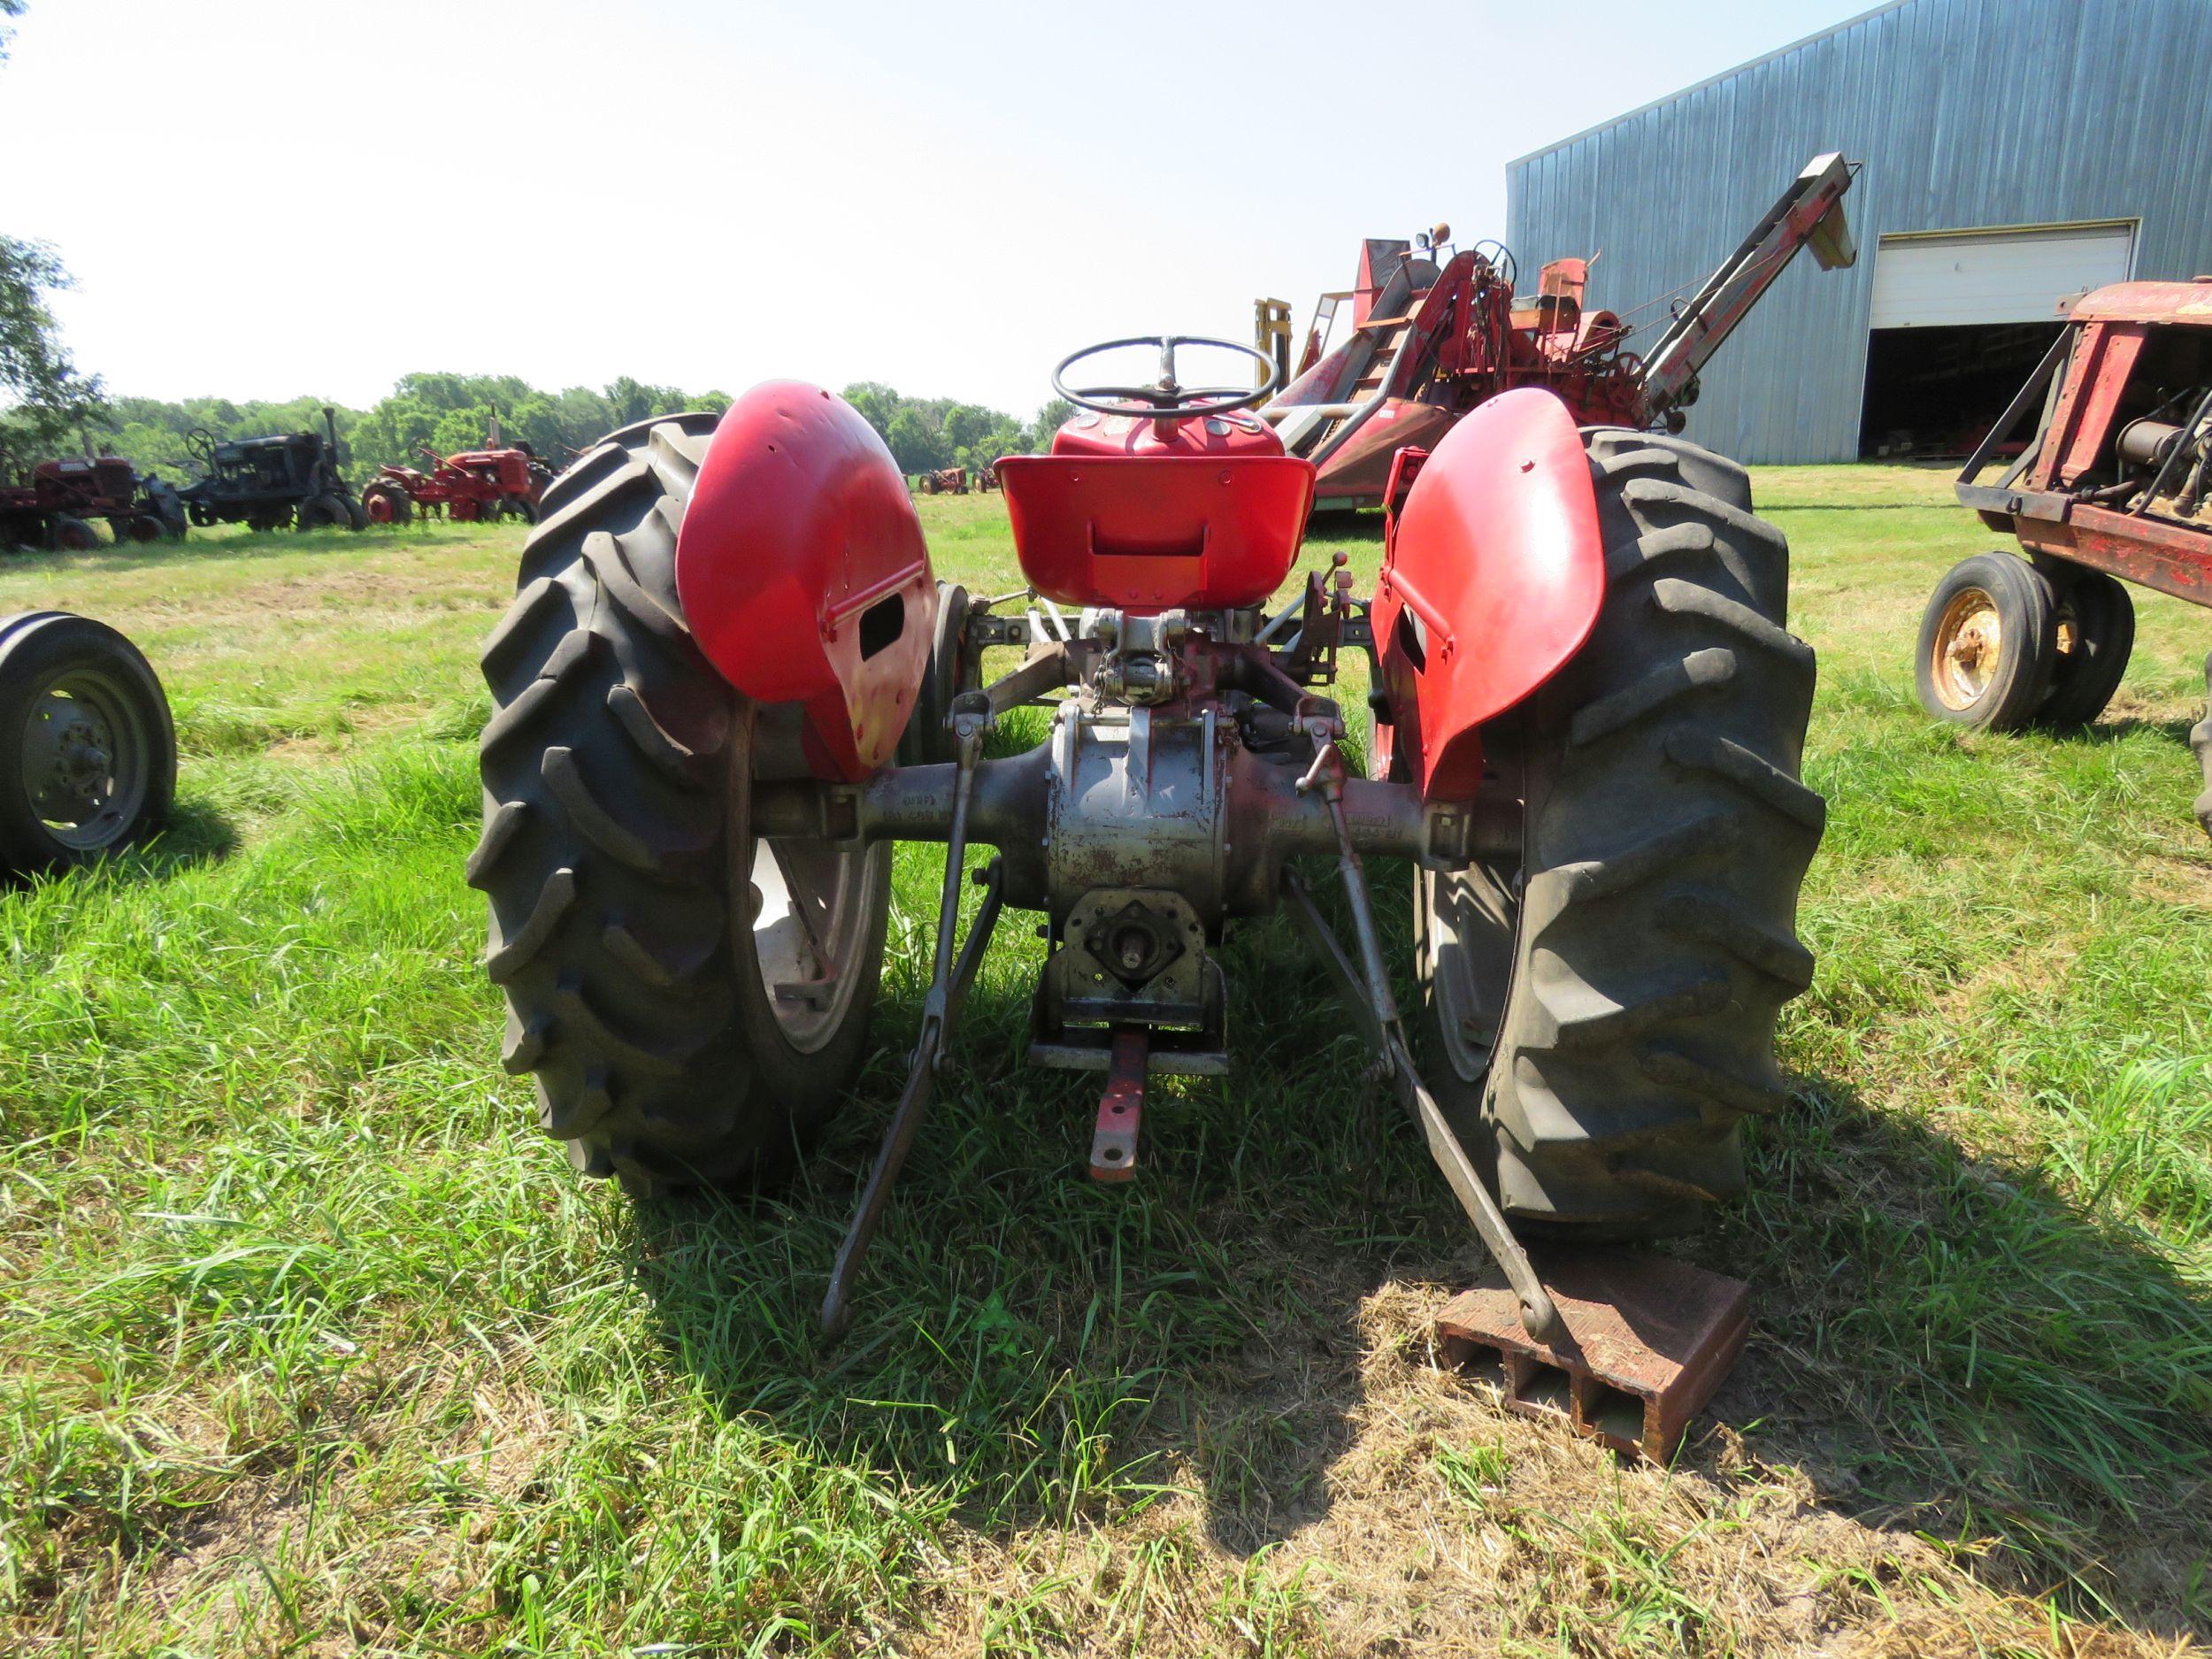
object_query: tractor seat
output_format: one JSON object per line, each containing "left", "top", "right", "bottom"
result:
{"left": 995, "top": 410, "right": 1317, "bottom": 612}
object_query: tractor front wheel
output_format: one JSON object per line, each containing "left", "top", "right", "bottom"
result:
{"left": 1414, "top": 431, "right": 1822, "bottom": 1239}
{"left": 473, "top": 413, "right": 893, "bottom": 1196}
{"left": 49, "top": 516, "right": 98, "bottom": 553}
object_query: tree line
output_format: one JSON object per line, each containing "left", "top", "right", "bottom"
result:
{"left": 14, "top": 367, "right": 1074, "bottom": 488}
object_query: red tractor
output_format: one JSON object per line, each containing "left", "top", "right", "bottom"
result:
{"left": 1916, "top": 279, "right": 2212, "bottom": 834}
{"left": 474, "top": 338, "right": 1824, "bottom": 1457}
{"left": 362, "top": 442, "right": 552, "bottom": 526}
{"left": 1263, "top": 154, "right": 1859, "bottom": 509}
{"left": 0, "top": 455, "right": 186, "bottom": 551}
{"left": 914, "top": 465, "right": 969, "bottom": 495}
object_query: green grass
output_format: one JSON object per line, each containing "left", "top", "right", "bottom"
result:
{"left": 0, "top": 471, "right": 2208, "bottom": 1655}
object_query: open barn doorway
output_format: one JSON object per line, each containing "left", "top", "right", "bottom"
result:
{"left": 1856, "top": 221, "right": 2133, "bottom": 458}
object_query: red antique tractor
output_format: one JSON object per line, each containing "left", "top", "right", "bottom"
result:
{"left": 362, "top": 442, "right": 552, "bottom": 526}
{"left": 0, "top": 455, "right": 186, "bottom": 551}
{"left": 474, "top": 338, "right": 1824, "bottom": 1457}
{"left": 1915, "top": 279, "right": 2212, "bottom": 835}
{"left": 1263, "top": 154, "right": 1859, "bottom": 509}
{"left": 915, "top": 466, "right": 969, "bottom": 495}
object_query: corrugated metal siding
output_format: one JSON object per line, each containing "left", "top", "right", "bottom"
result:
{"left": 1505, "top": 0, "right": 2212, "bottom": 462}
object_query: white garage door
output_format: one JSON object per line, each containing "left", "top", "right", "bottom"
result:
{"left": 1870, "top": 223, "right": 2136, "bottom": 328}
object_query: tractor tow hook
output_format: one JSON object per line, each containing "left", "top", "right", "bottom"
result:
{"left": 819, "top": 694, "right": 1005, "bottom": 1340}
{"left": 1283, "top": 731, "right": 1564, "bottom": 1345}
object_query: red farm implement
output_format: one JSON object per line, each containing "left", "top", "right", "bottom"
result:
{"left": 1914, "top": 278, "right": 2212, "bottom": 833}
{"left": 915, "top": 466, "right": 970, "bottom": 495}
{"left": 364, "top": 442, "right": 551, "bottom": 526}
{"left": 474, "top": 326, "right": 1830, "bottom": 1457}
{"left": 1263, "top": 154, "right": 1858, "bottom": 509}
{"left": 0, "top": 455, "right": 186, "bottom": 552}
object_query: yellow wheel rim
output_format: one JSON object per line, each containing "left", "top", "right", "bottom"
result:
{"left": 1930, "top": 587, "right": 2005, "bottom": 711}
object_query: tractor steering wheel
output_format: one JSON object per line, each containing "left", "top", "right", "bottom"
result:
{"left": 1051, "top": 334, "right": 1279, "bottom": 418}
{"left": 185, "top": 427, "right": 216, "bottom": 466}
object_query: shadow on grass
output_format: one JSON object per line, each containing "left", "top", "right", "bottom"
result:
{"left": 3, "top": 799, "right": 237, "bottom": 890}
{"left": 1712, "top": 1071, "right": 2211, "bottom": 1637}
{"left": 618, "top": 895, "right": 2210, "bottom": 1640}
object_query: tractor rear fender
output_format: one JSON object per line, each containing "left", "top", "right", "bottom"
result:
{"left": 674, "top": 381, "right": 937, "bottom": 782}
{"left": 1371, "top": 387, "right": 1605, "bottom": 799}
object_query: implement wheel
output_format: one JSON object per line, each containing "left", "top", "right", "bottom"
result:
{"left": 0, "top": 611, "right": 176, "bottom": 876}
{"left": 1414, "top": 431, "right": 1823, "bottom": 1239}
{"left": 2038, "top": 565, "right": 2134, "bottom": 728}
{"left": 472, "top": 413, "right": 893, "bottom": 1196}
{"left": 1915, "top": 551, "right": 2055, "bottom": 731}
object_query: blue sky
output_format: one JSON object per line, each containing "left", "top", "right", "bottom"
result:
{"left": 0, "top": 0, "right": 1869, "bottom": 416}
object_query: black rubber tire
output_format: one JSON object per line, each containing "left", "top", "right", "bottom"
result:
{"left": 1413, "top": 430, "right": 1823, "bottom": 1239}
{"left": 472, "top": 413, "right": 893, "bottom": 1197}
{"left": 896, "top": 580, "right": 969, "bottom": 767}
{"left": 2190, "top": 652, "right": 2211, "bottom": 840}
{"left": 1914, "top": 552, "right": 2056, "bottom": 732}
{"left": 2038, "top": 565, "right": 2135, "bottom": 728}
{"left": 343, "top": 495, "right": 368, "bottom": 533}
{"left": 50, "top": 516, "right": 98, "bottom": 552}
{"left": 299, "top": 495, "right": 346, "bottom": 531}
{"left": 0, "top": 611, "right": 177, "bottom": 876}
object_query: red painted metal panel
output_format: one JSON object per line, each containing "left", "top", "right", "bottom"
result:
{"left": 2070, "top": 279, "right": 2212, "bottom": 326}
{"left": 1371, "top": 388, "right": 1605, "bottom": 800}
{"left": 674, "top": 381, "right": 937, "bottom": 782}
{"left": 995, "top": 455, "right": 1315, "bottom": 611}
{"left": 2016, "top": 504, "right": 2212, "bottom": 610}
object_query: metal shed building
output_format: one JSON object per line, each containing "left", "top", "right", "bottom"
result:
{"left": 1505, "top": 0, "right": 2212, "bottom": 463}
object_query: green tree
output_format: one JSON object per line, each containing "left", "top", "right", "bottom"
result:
{"left": 0, "top": 235, "right": 105, "bottom": 465}
{"left": 884, "top": 406, "right": 947, "bottom": 472}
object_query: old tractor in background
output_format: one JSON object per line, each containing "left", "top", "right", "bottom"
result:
{"left": 473, "top": 316, "right": 1828, "bottom": 1457}
{"left": 914, "top": 466, "right": 970, "bottom": 495}
{"left": 176, "top": 408, "right": 365, "bottom": 533}
{"left": 363, "top": 434, "right": 553, "bottom": 526}
{"left": 0, "top": 611, "right": 176, "bottom": 877}
{"left": 1259, "top": 154, "right": 1858, "bottom": 510}
{"left": 1915, "top": 278, "right": 2212, "bottom": 834}
{"left": 0, "top": 454, "right": 186, "bottom": 552}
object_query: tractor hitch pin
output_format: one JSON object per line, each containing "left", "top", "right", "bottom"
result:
{"left": 820, "top": 694, "right": 1003, "bottom": 1340}
{"left": 1289, "top": 734, "right": 1564, "bottom": 1344}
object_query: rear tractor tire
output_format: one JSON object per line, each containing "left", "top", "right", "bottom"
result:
{"left": 472, "top": 413, "right": 894, "bottom": 1196}
{"left": 1414, "top": 430, "right": 1823, "bottom": 1240}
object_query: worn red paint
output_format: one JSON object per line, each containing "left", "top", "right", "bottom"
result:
{"left": 1370, "top": 388, "right": 1607, "bottom": 800}
{"left": 675, "top": 381, "right": 938, "bottom": 782}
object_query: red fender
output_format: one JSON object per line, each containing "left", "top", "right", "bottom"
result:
{"left": 1371, "top": 387, "right": 1605, "bottom": 800}
{"left": 674, "top": 381, "right": 937, "bottom": 782}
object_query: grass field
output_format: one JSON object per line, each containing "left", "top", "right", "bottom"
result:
{"left": 2, "top": 462, "right": 2208, "bottom": 1657}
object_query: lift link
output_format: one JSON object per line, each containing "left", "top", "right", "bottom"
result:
{"left": 819, "top": 692, "right": 1005, "bottom": 1340}
{"left": 1286, "top": 731, "right": 1563, "bottom": 1344}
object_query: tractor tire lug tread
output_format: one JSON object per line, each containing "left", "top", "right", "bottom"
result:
{"left": 1416, "top": 428, "right": 1820, "bottom": 1240}
{"left": 476, "top": 409, "right": 887, "bottom": 1191}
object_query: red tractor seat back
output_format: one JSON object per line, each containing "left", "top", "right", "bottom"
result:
{"left": 996, "top": 413, "right": 1316, "bottom": 611}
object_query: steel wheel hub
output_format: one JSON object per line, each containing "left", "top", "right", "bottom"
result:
{"left": 1932, "top": 588, "right": 2002, "bottom": 710}
{"left": 19, "top": 671, "right": 150, "bottom": 850}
